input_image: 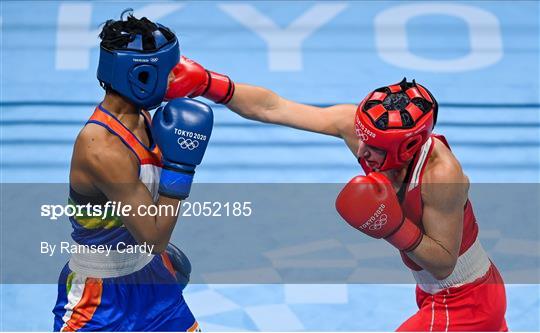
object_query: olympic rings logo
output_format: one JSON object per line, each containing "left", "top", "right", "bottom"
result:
{"left": 355, "top": 125, "right": 369, "bottom": 143}
{"left": 358, "top": 132, "right": 369, "bottom": 143}
{"left": 368, "top": 214, "right": 387, "bottom": 230}
{"left": 177, "top": 137, "right": 199, "bottom": 150}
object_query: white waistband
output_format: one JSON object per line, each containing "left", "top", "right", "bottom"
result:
{"left": 68, "top": 245, "right": 155, "bottom": 279}
{"left": 412, "top": 238, "right": 491, "bottom": 294}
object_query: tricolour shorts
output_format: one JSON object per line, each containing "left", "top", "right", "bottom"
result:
{"left": 53, "top": 252, "right": 198, "bottom": 332}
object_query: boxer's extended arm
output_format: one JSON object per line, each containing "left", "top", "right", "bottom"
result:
{"left": 165, "top": 57, "right": 357, "bottom": 141}
{"left": 228, "top": 84, "right": 357, "bottom": 139}
{"left": 405, "top": 161, "right": 468, "bottom": 280}
{"left": 75, "top": 130, "right": 180, "bottom": 253}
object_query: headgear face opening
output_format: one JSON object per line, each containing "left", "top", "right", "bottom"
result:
{"left": 355, "top": 78, "right": 437, "bottom": 171}
{"left": 97, "top": 22, "right": 180, "bottom": 110}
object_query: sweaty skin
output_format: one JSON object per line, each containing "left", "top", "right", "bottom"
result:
{"left": 226, "top": 83, "right": 468, "bottom": 280}
{"left": 70, "top": 89, "right": 181, "bottom": 253}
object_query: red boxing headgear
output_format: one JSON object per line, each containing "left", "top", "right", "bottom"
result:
{"left": 355, "top": 78, "right": 437, "bottom": 171}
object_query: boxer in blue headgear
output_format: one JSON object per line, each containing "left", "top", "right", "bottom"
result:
{"left": 53, "top": 12, "right": 212, "bottom": 332}
{"left": 97, "top": 11, "right": 180, "bottom": 110}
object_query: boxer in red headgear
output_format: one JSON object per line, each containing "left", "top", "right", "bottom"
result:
{"left": 166, "top": 57, "right": 508, "bottom": 331}
{"left": 354, "top": 79, "right": 436, "bottom": 171}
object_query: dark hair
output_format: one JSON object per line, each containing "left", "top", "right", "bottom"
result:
{"left": 98, "top": 10, "right": 175, "bottom": 51}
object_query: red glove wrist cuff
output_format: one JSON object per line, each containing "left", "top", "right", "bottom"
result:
{"left": 202, "top": 70, "right": 235, "bottom": 104}
{"left": 385, "top": 217, "right": 423, "bottom": 252}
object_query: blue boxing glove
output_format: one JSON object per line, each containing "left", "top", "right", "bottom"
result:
{"left": 166, "top": 243, "right": 191, "bottom": 290}
{"left": 152, "top": 98, "right": 213, "bottom": 199}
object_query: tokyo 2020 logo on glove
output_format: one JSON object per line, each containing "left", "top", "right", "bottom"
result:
{"left": 368, "top": 214, "right": 388, "bottom": 230}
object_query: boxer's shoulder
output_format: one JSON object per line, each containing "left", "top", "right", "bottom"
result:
{"left": 424, "top": 137, "right": 466, "bottom": 182}
{"left": 421, "top": 138, "right": 469, "bottom": 205}
{"left": 334, "top": 103, "right": 360, "bottom": 150}
{"left": 72, "top": 124, "right": 139, "bottom": 182}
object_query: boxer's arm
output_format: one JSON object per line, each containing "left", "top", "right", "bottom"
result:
{"left": 77, "top": 131, "right": 180, "bottom": 253}
{"left": 228, "top": 83, "right": 357, "bottom": 139}
{"left": 405, "top": 161, "right": 468, "bottom": 280}
{"left": 166, "top": 58, "right": 357, "bottom": 142}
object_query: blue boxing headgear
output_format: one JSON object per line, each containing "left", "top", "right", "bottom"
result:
{"left": 97, "top": 23, "right": 180, "bottom": 110}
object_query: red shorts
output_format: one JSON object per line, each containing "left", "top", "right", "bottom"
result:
{"left": 397, "top": 264, "right": 508, "bottom": 332}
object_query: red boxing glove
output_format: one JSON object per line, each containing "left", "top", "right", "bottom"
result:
{"left": 165, "top": 56, "right": 235, "bottom": 104}
{"left": 335, "top": 172, "right": 423, "bottom": 252}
